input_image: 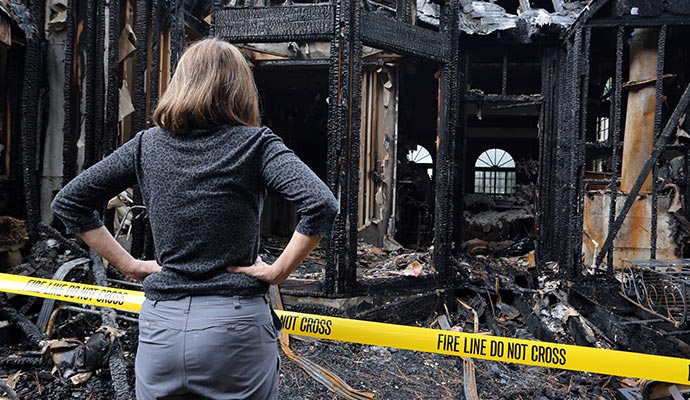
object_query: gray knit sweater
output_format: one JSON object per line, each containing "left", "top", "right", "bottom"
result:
{"left": 51, "top": 125, "right": 338, "bottom": 300}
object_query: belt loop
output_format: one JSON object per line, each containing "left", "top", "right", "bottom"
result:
{"left": 153, "top": 300, "right": 159, "bottom": 308}
{"left": 234, "top": 295, "right": 241, "bottom": 309}
{"left": 184, "top": 297, "right": 192, "bottom": 314}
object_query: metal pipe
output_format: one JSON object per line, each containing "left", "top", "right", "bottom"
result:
{"left": 620, "top": 28, "right": 659, "bottom": 194}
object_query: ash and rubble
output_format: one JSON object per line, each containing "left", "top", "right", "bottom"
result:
{"left": 1, "top": 230, "right": 688, "bottom": 399}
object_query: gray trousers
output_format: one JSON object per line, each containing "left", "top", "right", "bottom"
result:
{"left": 135, "top": 295, "right": 280, "bottom": 400}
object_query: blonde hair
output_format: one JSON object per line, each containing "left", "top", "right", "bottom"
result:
{"left": 153, "top": 38, "right": 260, "bottom": 133}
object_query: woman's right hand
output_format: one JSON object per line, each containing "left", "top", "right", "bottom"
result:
{"left": 124, "top": 259, "right": 162, "bottom": 282}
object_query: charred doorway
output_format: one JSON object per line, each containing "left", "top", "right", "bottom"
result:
{"left": 394, "top": 60, "right": 440, "bottom": 249}
{"left": 254, "top": 66, "right": 329, "bottom": 238}
{"left": 461, "top": 43, "right": 541, "bottom": 252}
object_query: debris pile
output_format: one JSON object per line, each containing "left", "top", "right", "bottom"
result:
{"left": 0, "top": 230, "right": 689, "bottom": 399}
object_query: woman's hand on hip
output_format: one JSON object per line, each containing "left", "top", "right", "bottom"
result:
{"left": 124, "top": 259, "right": 162, "bottom": 282}
{"left": 227, "top": 257, "right": 288, "bottom": 285}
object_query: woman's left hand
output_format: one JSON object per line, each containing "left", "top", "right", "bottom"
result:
{"left": 227, "top": 257, "right": 288, "bottom": 285}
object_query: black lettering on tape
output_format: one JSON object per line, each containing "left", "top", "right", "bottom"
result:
{"left": 298, "top": 317, "right": 332, "bottom": 336}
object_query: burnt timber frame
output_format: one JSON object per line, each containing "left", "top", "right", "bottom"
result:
{"left": 538, "top": 0, "right": 690, "bottom": 276}
{"left": 213, "top": 0, "right": 460, "bottom": 295}
{"left": 20, "top": 0, "right": 45, "bottom": 240}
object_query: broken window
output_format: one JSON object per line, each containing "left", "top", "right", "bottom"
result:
{"left": 596, "top": 117, "right": 610, "bottom": 143}
{"left": 474, "top": 148, "right": 516, "bottom": 195}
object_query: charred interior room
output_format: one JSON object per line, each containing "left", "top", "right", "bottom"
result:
{"left": 2, "top": 0, "right": 690, "bottom": 399}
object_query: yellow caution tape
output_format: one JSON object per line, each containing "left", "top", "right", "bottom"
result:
{"left": 1, "top": 272, "right": 689, "bottom": 385}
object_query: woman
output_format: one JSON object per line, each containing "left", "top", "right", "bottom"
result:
{"left": 51, "top": 38, "right": 338, "bottom": 399}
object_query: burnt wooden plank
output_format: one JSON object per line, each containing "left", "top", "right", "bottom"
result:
{"left": 615, "top": 0, "right": 690, "bottom": 16}
{"left": 614, "top": 0, "right": 663, "bottom": 17}
{"left": 214, "top": 5, "right": 335, "bottom": 42}
{"left": 667, "top": 0, "right": 690, "bottom": 15}
{"left": 361, "top": 12, "right": 448, "bottom": 61}
{"left": 568, "top": 288, "right": 690, "bottom": 358}
{"left": 512, "top": 293, "right": 557, "bottom": 343}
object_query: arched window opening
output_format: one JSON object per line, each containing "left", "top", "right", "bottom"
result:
{"left": 474, "top": 148, "right": 516, "bottom": 194}
{"left": 407, "top": 145, "right": 433, "bottom": 179}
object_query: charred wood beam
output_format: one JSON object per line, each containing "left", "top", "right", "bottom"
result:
{"left": 132, "top": 0, "right": 150, "bottom": 259}
{"left": 344, "top": 0, "right": 363, "bottom": 295}
{"left": 90, "top": 251, "right": 131, "bottom": 400}
{"left": 330, "top": 0, "right": 362, "bottom": 295}
{"left": 83, "top": 0, "right": 99, "bottom": 168}
{"left": 561, "top": 0, "right": 611, "bottom": 41}
{"left": 614, "top": 0, "right": 664, "bottom": 16}
{"left": 102, "top": 0, "right": 121, "bottom": 157}
{"left": 256, "top": 59, "right": 330, "bottom": 67}
{"left": 361, "top": 13, "right": 448, "bottom": 62}
{"left": 324, "top": 35, "right": 341, "bottom": 295}
{"left": 62, "top": 0, "right": 76, "bottom": 185}
{"left": 568, "top": 288, "right": 690, "bottom": 357}
{"left": 536, "top": 46, "right": 559, "bottom": 263}
{"left": 37, "top": 222, "right": 88, "bottom": 258}
{"left": 554, "top": 44, "right": 573, "bottom": 272}
{"left": 210, "top": 0, "right": 221, "bottom": 36}
{"left": 512, "top": 294, "right": 556, "bottom": 343}
{"left": 149, "top": 0, "right": 161, "bottom": 125}
{"left": 435, "top": 0, "right": 460, "bottom": 276}
{"left": 613, "top": 0, "right": 690, "bottom": 17}
{"left": 452, "top": 48, "right": 467, "bottom": 250}
{"left": 0, "top": 298, "right": 47, "bottom": 346}
{"left": 324, "top": 0, "right": 362, "bottom": 295}
{"left": 606, "top": 27, "right": 625, "bottom": 272}
{"left": 395, "top": 0, "right": 414, "bottom": 24}
{"left": 93, "top": 2, "right": 107, "bottom": 161}
{"left": 170, "top": 0, "right": 185, "bottom": 71}
{"left": 650, "top": 26, "right": 667, "bottom": 259}
{"left": 568, "top": 28, "right": 589, "bottom": 277}
{"left": 7, "top": 49, "right": 22, "bottom": 183}
{"left": 184, "top": 9, "right": 209, "bottom": 37}
{"left": 134, "top": 0, "right": 149, "bottom": 134}
{"left": 213, "top": 6, "right": 335, "bottom": 42}
{"left": 685, "top": 109, "right": 690, "bottom": 218}
{"left": 20, "top": 0, "right": 45, "bottom": 239}
{"left": 585, "top": 17, "right": 690, "bottom": 28}
{"left": 0, "top": 355, "right": 43, "bottom": 367}
{"left": 595, "top": 82, "right": 690, "bottom": 266}
{"left": 564, "top": 32, "right": 581, "bottom": 277}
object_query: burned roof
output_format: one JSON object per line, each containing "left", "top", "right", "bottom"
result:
{"left": 417, "top": 0, "right": 589, "bottom": 38}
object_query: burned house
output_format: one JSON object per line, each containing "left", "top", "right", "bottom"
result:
{"left": 1, "top": 0, "right": 690, "bottom": 397}
{"left": 4, "top": 0, "right": 688, "bottom": 293}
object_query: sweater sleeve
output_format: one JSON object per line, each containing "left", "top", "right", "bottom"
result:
{"left": 260, "top": 129, "right": 338, "bottom": 237}
{"left": 51, "top": 133, "right": 140, "bottom": 234}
